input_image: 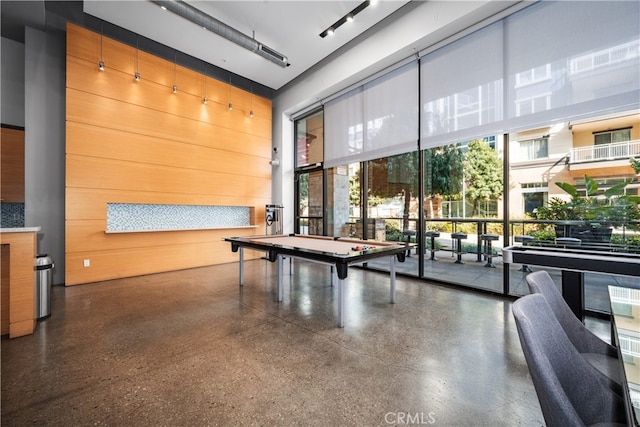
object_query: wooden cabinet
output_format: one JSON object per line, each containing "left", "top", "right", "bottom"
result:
{"left": 1, "top": 244, "right": 9, "bottom": 335}
{"left": 0, "top": 229, "right": 38, "bottom": 338}
{"left": 1, "top": 127, "right": 25, "bottom": 203}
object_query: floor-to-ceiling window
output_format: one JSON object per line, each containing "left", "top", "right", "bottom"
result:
{"left": 326, "top": 162, "right": 362, "bottom": 238}
{"left": 508, "top": 116, "right": 640, "bottom": 309}
{"left": 292, "top": 0, "right": 640, "bottom": 313}
{"left": 421, "top": 137, "right": 505, "bottom": 292}
{"left": 295, "top": 110, "right": 324, "bottom": 235}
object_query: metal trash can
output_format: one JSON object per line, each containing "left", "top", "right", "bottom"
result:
{"left": 36, "top": 254, "right": 54, "bottom": 319}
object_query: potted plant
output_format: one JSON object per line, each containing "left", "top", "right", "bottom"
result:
{"left": 531, "top": 174, "right": 640, "bottom": 243}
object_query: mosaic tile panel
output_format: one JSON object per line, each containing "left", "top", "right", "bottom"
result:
{"left": 1, "top": 203, "right": 25, "bottom": 228}
{"left": 107, "top": 203, "right": 251, "bottom": 232}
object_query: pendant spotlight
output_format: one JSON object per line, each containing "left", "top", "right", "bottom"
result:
{"left": 134, "top": 36, "right": 141, "bottom": 81}
{"left": 98, "top": 21, "right": 105, "bottom": 70}
{"left": 249, "top": 86, "right": 254, "bottom": 118}
{"left": 172, "top": 51, "right": 177, "bottom": 93}
{"left": 319, "top": 0, "right": 371, "bottom": 38}
{"left": 203, "top": 66, "right": 208, "bottom": 104}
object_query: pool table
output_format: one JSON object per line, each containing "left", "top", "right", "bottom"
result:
{"left": 225, "top": 234, "right": 408, "bottom": 327}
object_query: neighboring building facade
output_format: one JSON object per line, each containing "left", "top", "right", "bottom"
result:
{"left": 510, "top": 113, "right": 640, "bottom": 219}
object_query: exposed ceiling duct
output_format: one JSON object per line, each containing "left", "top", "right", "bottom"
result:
{"left": 148, "top": 0, "right": 289, "bottom": 68}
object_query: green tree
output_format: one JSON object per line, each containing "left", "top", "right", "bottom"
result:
{"left": 297, "top": 173, "right": 309, "bottom": 215}
{"left": 389, "top": 152, "right": 419, "bottom": 230}
{"left": 367, "top": 152, "right": 418, "bottom": 231}
{"left": 463, "top": 139, "right": 503, "bottom": 217}
{"left": 366, "top": 115, "right": 419, "bottom": 231}
{"left": 349, "top": 173, "right": 360, "bottom": 208}
{"left": 424, "top": 144, "right": 464, "bottom": 218}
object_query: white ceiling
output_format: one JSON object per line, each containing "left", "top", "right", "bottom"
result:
{"left": 83, "top": 1, "right": 412, "bottom": 91}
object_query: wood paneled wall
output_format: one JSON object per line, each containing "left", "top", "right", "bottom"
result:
{"left": 66, "top": 23, "right": 271, "bottom": 285}
{"left": 1, "top": 127, "right": 25, "bottom": 203}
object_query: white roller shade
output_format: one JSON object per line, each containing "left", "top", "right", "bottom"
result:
{"left": 419, "top": 1, "right": 639, "bottom": 148}
{"left": 324, "top": 62, "right": 418, "bottom": 168}
{"left": 420, "top": 21, "right": 504, "bottom": 149}
{"left": 504, "top": 1, "right": 640, "bottom": 131}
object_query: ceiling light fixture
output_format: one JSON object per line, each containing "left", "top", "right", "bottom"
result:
{"left": 134, "top": 36, "right": 141, "bottom": 81}
{"left": 172, "top": 51, "right": 177, "bottom": 94}
{"left": 203, "top": 66, "right": 208, "bottom": 104}
{"left": 98, "top": 21, "right": 105, "bottom": 70}
{"left": 249, "top": 86, "right": 254, "bottom": 118}
{"left": 319, "top": 0, "right": 371, "bottom": 38}
{"left": 149, "top": 0, "right": 290, "bottom": 68}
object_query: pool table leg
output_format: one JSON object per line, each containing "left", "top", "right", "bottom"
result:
{"left": 239, "top": 247, "right": 244, "bottom": 286}
{"left": 389, "top": 255, "right": 396, "bottom": 304}
{"left": 277, "top": 254, "right": 284, "bottom": 302}
{"left": 338, "top": 277, "right": 345, "bottom": 328}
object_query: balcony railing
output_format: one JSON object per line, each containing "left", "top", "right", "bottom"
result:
{"left": 570, "top": 139, "right": 640, "bottom": 164}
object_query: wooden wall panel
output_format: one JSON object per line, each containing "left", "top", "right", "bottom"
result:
{"left": 66, "top": 155, "right": 270, "bottom": 197}
{"left": 65, "top": 238, "right": 257, "bottom": 286}
{"left": 1, "top": 244, "right": 9, "bottom": 335}
{"left": 66, "top": 221, "right": 259, "bottom": 252}
{"left": 66, "top": 31, "right": 271, "bottom": 123}
{"left": 68, "top": 25, "right": 205, "bottom": 99}
{"left": 65, "top": 23, "right": 272, "bottom": 286}
{"left": 67, "top": 89, "right": 270, "bottom": 157}
{"left": 66, "top": 188, "right": 267, "bottom": 221}
{"left": 66, "top": 122, "right": 271, "bottom": 178}
{"left": 1, "top": 127, "right": 25, "bottom": 203}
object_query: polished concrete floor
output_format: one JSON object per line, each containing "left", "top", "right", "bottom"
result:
{"left": 368, "top": 245, "right": 640, "bottom": 314}
{"left": 2, "top": 258, "right": 576, "bottom": 426}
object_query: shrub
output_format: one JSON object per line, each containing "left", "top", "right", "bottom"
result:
{"left": 385, "top": 221, "right": 402, "bottom": 242}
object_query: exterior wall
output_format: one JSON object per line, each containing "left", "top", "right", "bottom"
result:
{"left": 572, "top": 115, "right": 640, "bottom": 148}
{"left": 510, "top": 113, "right": 640, "bottom": 218}
{"left": 65, "top": 24, "right": 272, "bottom": 285}
{"left": 569, "top": 114, "right": 639, "bottom": 180}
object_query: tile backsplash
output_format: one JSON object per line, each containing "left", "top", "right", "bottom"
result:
{"left": 1, "top": 203, "right": 25, "bottom": 228}
{"left": 106, "top": 203, "right": 251, "bottom": 232}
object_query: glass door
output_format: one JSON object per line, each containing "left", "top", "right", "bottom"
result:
{"left": 295, "top": 168, "right": 324, "bottom": 235}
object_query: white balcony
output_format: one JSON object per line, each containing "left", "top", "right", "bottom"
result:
{"left": 570, "top": 139, "right": 640, "bottom": 164}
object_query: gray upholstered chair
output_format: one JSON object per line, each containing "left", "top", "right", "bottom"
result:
{"left": 525, "top": 270, "right": 622, "bottom": 389}
{"left": 512, "top": 294, "right": 627, "bottom": 427}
